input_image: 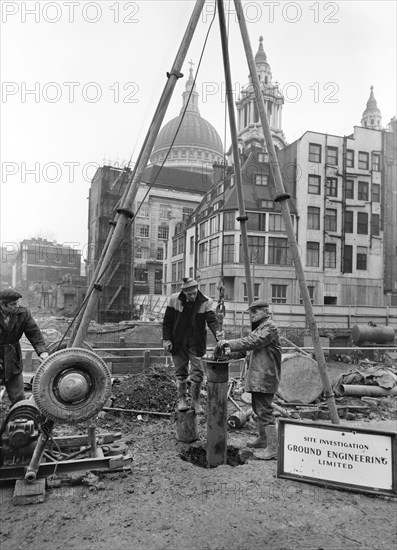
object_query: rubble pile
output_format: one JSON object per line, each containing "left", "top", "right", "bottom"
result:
{"left": 111, "top": 366, "right": 177, "bottom": 413}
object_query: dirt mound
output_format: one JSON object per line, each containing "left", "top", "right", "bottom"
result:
{"left": 111, "top": 365, "right": 177, "bottom": 413}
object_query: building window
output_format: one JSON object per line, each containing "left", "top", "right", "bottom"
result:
{"left": 324, "top": 243, "right": 337, "bottom": 268}
{"left": 178, "top": 237, "right": 184, "bottom": 254}
{"left": 158, "top": 225, "right": 169, "bottom": 240}
{"left": 177, "top": 261, "right": 183, "bottom": 281}
{"left": 157, "top": 247, "right": 164, "bottom": 260}
{"left": 358, "top": 181, "right": 369, "bottom": 201}
{"left": 306, "top": 242, "right": 320, "bottom": 267}
{"left": 172, "top": 239, "right": 178, "bottom": 257}
{"left": 371, "top": 213, "right": 380, "bottom": 236}
{"left": 209, "top": 283, "right": 216, "bottom": 298}
{"left": 326, "top": 146, "right": 338, "bottom": 165}
{"left": 309, "top": 143, "right": 321, "bottom": 163}
{"left": 358, "top": 151, "right": 369, "bottom": 170}
{"left": 135, "top": 267, "right": 148, "bottom": 282}
{"left": 159, "top": 204, "right": 171, "bottom": 220}
{"left": 346, "top": 149, "right": 354, "bottom": 168}
{"left": 345, "top": 211, "right": 353, "bottom": 233}
{"left": 343, "top": 245, "right": 353, "bottom": 273}
{"left": 189, "top": 267, "right": 193, "bottom": 278}
{"left": 325, "top": 209, "right": 337, "bottom": 232}
{"left": 357, "top": 212, "right": 368, "bottom": 234}
{"left": 224, "top": 211, "right": 235, "bottom": 230}
{"left": 268, "top": 214, "right": 285, "bottom": 232}
{"left": 137, "top": 224, "right": 149, "bottom": 238}
{"left": 223, "top": 235, "right": 235, "bottom": 263}
{"left": 324, "top": 296, "right": 337, "bottom": 305}
{"left": 258, "top": 152, "right": 269, "bottom": 163}
{"left": 300, "top": 286, "right": 315, "bottom": 304}
{"left": 268, "top": 237, "right": 291, "bottom": 265}
{"left": 326, "top": 178, "right": 338, "bottom": 197}
{"left": 356, "top": 246, "right": 367, "bottom": 270}
{"left": 372, "top": 183, "right": 380, "bottom": 202}
{"left": 372, "top": 153, "right": 381, "bottom": 172}
{"left": 345, "top": 180, "right": 354, "bottom": 199}
{"left": 198, "top": 241, "right": 208, "bottom": 268}
{"left": 271, "top": 284, "right": 287, "bottom": 304}
{"left": 210, "top": 216, "right": 219, "bottom": 234}
{"left": 199, "top": 221, "right": 208, "bottom": 239}
{"left": 243, "top": 283, "right": 260, "bottom": 302}
{"left": 307, "top": 207, "right": 320, "bottom": 230}
{"left": 308, "top": 175, "right": 321, "bottom": 194}
{"left": 260, "top": 200, "right": 273, "bottom": 209}
{"left": 246, "top": 236, "right": 266, "bottom": 264}
{"left": 247, "top": 212, "right": 266, "bottom": 231}
{"left": 183, "top": 207, "right": 194, "bottom": 220}
{"left": 255, "top": 174, "right": 268, "bottom": 186}
{"left": 209, "top": 237, "right": 219, "bottom": 265}
{"left": 190, "top": 236, "right": 194, "bottom": 254}
{"left": 137, "top": 203, "right": 149, "bottom": 217}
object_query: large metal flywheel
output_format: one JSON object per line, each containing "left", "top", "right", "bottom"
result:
{"left": 32, "top": 348, "right": 112, "bottom": 423}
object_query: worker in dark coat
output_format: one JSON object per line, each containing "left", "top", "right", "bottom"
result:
{"left": 0, "top": 290, "right": 49, "bottom": 405}
{"left": 215, "top": 299, "right": 281, "bottom": 459}
{"left": 162, "top": 278, "right": 221, "bottom": 413}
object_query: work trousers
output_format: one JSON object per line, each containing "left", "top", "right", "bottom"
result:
{"left": 251, "top": 392, "right": 275, "bottom": 425}
{"left": 2, "top": 372, "right": 25, "bottom": 406}
{"left": 172, "top": 338, "right": 203, "bottom": 384}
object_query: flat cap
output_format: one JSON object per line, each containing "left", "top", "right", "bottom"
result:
{"left": 247, "top": 299, "right": 269, "bottom": 311}
{"left": 181, "top": 277, "right": 198, "bottom": 291}
{"left": 0, "top": 289, "right": 22, "bottom": 303}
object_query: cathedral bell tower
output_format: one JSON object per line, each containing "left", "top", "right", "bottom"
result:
{"left": 235, "top": 36, "right": 286, "bottom": 151}
{"left": 361, "top": 86, "right": 382, "bottom": 130}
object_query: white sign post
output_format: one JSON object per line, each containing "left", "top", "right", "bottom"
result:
{"left": 277, "top": 419, "right": 397, "bottom": 497}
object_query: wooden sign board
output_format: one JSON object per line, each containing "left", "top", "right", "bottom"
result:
{"left": 277, "top": 418, "right": 397, "bottom": 498}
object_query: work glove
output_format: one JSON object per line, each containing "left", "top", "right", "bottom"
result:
{"left": 39, "top": 352, "right": 49, "bottom": 362}
{"left": 214, "top": 340, "right": 231, "bottom": 359}
{"left": 162, "top": 340, "right": 173, "bottom": 353}
{"left": 215, "top": 330, "right": 225, "bottom": 342}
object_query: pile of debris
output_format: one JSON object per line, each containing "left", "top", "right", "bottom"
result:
{"left": 110, "top": 365, "right": 177, "bottom": 413}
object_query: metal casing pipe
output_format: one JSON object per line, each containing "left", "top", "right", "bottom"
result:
{"left": 351, "top": 324, "right": 395, "bottom": 345}
{"left": 340, "top": 385, "right": 397, "bottom": 397}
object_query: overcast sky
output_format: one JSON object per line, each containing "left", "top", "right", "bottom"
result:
{"left": 1, "top": 0, "right": 396, "bottom": 257}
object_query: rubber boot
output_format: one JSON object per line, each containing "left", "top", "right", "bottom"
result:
{"left": 260, "top": 425, "right": 278, "bottom": 460}
{"left": 177, "top": 380, "right": 189, "bottom": 411}
{"left": 247, "top": 422, "right": 267, "bottom": 448}
{"left": 190, "top": 382, "right": 204, "bottom": 415}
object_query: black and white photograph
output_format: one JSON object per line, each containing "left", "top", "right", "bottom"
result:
{"left": 1, "top": 1, "right": 396, "bottom": 549}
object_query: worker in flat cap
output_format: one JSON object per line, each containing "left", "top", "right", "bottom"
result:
{"left": 162, "top": 277, "right": 222, "bottom": 413}
{"left": 0, "top": 290, "right": 49, "bottom": 406}
{"left": 215, "top": 299, "right": 281, "bottom": 459}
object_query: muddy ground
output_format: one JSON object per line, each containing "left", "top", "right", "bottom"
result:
{"left": 1, "top": 363, "right": 396, "bottom": 550}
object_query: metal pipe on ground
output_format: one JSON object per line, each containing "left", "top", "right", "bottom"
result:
{"left": 340, "top": 385, "right": 397, "bottom": 397}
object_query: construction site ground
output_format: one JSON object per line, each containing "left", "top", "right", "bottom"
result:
{"left": 1, "top": 358, "right": 397, "bottom": 550}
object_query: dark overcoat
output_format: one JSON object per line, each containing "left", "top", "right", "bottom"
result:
{"left": 228, "top": 317, "right": 282, "bottom": 393}
{"left": 0, "top": 307, "right": 47, "bottom": 382}
{"left": 162, "top": 290, "right": 218, "bottom": 356}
